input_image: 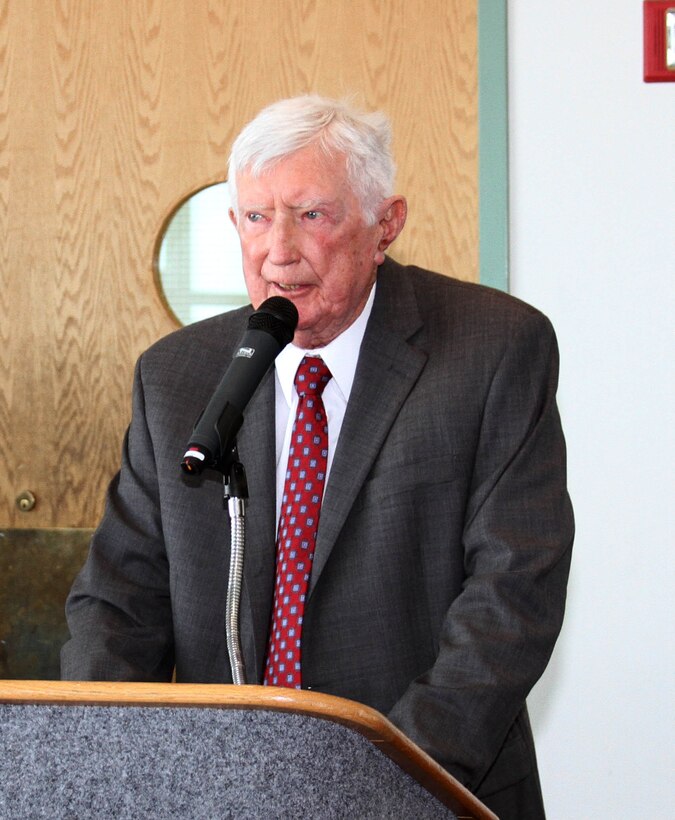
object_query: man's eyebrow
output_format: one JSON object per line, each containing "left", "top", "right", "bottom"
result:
{"left": 287, "top": 197, "right": 334, "bottom": 208}
{"left": 294, "top": 198, "right": 345, "bottom": 213}
{"left": 238, "top": 202, "right": 270, "bottom": 211}
{"left": 238, "top": 197, "right": 344, "bottom": 213}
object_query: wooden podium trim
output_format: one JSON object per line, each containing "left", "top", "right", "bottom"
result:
{"left": 0, "top": 680, "right": 496, "bottom": 820}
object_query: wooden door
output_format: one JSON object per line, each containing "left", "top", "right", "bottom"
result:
{"left": 0, "top": 0, "right": 477, "bottom": 528}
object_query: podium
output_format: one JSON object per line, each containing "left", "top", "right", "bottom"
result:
{"left": 0, "top": 681, "right": 496, "bottom": 819}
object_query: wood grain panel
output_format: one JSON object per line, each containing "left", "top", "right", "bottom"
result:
{"left": 0, "top": 0, "right": 11, "bottom": 505}
{"left": 0, "top": 0, "right": 477, "bottom": 527}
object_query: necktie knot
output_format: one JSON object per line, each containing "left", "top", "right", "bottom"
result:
{"left": 295, "top": 356, "right": 332, "bottom": 398}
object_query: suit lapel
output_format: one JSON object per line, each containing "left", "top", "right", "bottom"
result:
{"left": 309, "top": 262, "right": 427, "bottom": 595}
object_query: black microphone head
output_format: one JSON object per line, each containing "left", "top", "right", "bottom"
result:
{"left": 248, "top": 297, "right": 298, "bottom": 347}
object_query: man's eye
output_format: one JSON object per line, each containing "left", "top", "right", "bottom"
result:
{"left": 246, "top": 212, "right": 264, "bottom": 222}
{"left": 305, "top": 210, "right": 321, "bottom": 220}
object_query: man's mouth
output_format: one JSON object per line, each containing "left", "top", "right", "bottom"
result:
{"left": 274, "top": 283, "right": 304, "bottom": 292}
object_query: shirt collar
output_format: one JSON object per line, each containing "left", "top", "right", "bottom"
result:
{"left": 275, "top": 282, "right": 376, "bottom": 405}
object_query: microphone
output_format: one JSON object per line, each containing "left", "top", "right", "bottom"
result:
{"left": 181, "top": 296, "right": 298, "bottom": 475}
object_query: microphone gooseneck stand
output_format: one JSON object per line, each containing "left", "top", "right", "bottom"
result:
{"left": 222, "top": 452, "right": 249, "bottom": 685}
{"left": 184, "top": 441, "right": 249, "bottom": 685}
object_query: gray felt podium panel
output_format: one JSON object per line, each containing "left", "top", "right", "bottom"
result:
{"left": 0, "top": 703, "right": 459, "bottom": 819}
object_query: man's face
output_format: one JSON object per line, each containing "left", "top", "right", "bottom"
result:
{"left": 230, "top": 144, "right": 405, "bottom": 349}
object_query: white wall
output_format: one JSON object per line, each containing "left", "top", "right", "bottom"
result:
{"left": 508, "top": 3, "right": 674, "bottom": 817}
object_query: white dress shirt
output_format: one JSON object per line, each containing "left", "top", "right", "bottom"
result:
{"left": 273, "top": 284, "right": 376, "bottom": 526}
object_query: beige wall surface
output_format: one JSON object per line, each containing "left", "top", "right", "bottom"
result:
{"left": 0, "top": 0, "right": 477, "bottom": 527}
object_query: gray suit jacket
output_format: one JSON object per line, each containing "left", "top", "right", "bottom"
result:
{"left": 63, "top": 258, "right": 573, "bottom": 816}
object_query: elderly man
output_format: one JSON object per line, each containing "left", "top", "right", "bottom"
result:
{"left": 63, "top": 95, "right": 574, "bottom": 819}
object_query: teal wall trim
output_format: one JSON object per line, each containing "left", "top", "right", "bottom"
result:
{"left": 478, "top": 0, "right": 509, "bottom": 291}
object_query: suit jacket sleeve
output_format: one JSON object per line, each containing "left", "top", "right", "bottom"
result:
{"left": 387, "top": 306, "right": 574, "bottom": 792}
{"left": 61, "top": 353, "right": 175, "bottom": 681}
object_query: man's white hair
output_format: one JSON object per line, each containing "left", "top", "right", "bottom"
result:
{"left": 228, "top": 95, "right": 396, "bottom": 225}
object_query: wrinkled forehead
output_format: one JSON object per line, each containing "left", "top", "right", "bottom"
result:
{"left": 235, "top": 146, "right": 356, "bottom": 206}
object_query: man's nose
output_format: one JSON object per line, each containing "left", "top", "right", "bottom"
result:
{"left": 267, "top": 216, "right": 299, "bottom": 265}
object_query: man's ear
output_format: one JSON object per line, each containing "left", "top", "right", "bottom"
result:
{"left": 375, "top": 196, "right": 407, "bottom": 265}
{"left": 228, "top": 207, "right": 238, "bottom": 228}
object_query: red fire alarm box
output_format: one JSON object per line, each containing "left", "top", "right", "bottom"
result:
{"left": 644, "top": 1, "right": 675, "bottom": 82}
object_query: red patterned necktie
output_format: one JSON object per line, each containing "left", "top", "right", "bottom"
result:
{"left": 264, "top": 356, "right": 332, "bottom": 689}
